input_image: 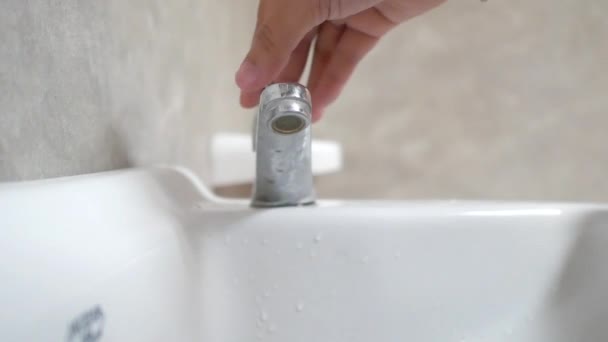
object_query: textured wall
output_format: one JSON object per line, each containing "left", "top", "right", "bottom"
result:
{"left": 0, "top": 0, "right": 124, "bottom": 179}
{"left": 0, "top": 0, "right": 218, "bottom": 181}
{"left": 313, "top": 1, "right": 608, "bottom": 201}
{"left": 1, "top": 1, "right": 607, "bottom": 201}
{"left": 212, "top": 1, "right": 608, "bottom": 202}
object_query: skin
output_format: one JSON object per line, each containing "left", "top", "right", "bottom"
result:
{"left": 235, "top": 0, "right": 447, "bottom": 121}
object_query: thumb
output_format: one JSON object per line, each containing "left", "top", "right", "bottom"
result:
{"left": 235, "top": 0, "right": 323, "bottom": 92}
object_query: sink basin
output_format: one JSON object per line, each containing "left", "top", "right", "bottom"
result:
{"left": 1, "top": 167, "right": 607, "bottom": 341}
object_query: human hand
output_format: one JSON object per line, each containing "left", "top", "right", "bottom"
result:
{"left": 235, "top": 0, "right": 446, "bottom": 121}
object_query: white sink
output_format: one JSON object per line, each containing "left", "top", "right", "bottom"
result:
{"left": 1, "top": 167, "right": 607, "bottom": 341}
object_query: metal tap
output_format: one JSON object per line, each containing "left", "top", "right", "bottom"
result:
{"left": 251, "top": 83, "right": 316, "bottom": 207}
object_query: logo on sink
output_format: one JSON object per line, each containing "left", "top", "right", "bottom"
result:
{"left": 67, "top": 305, "right": 104, "bottom": 342}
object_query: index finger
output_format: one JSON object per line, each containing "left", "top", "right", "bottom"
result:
{"left": 235, "top": 0, "right": 324, "bottom": 92}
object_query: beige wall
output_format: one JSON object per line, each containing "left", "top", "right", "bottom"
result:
{"left": 213, "top": 1, "right": 608, "bottom": 201}
{"left": 2, "top": 0, "right": 607, "bottom": 201}
{"left": 1, "top": 0, "right": 220, "bottom": 180}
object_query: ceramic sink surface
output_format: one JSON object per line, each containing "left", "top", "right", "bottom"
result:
{"left": 1, "top": 167, "right": 607, "bottom": 341}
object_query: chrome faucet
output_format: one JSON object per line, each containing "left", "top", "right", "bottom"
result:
{"left": 251, "top": 83, "right": 316, "bottom": 207}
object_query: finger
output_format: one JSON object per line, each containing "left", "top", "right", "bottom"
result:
{"left": 308, "top": 9, "right": 393, "bottom": 121}
{"left": 307, "top": 22, "right": 344, "bottom": 92}
{"left": 376, "top": 0, "right": 447, "bottom": 23}
{"left": 320, "top": 0, "right": 384, "bottom": 20}
{"left": 240, "top": 30, "right": 314, "bottom": 109}
{"left": 310, "top": 26, "right": 379, "bottom": 121}
{"left": 240, "top": 90, "right": 262, "bottom": 108}
{"left": 235, "top": 1, "right": 321, "bottom": 92}
{"left": 274, "top": 30, "right": 315, "bottom": 83}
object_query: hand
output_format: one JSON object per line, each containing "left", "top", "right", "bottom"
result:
{"left": 235, "top": 0, "right": 446, "bottom": 121}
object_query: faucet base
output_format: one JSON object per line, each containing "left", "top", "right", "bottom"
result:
{"left": 251, "top": 198, "right": 316, "bottom": 208}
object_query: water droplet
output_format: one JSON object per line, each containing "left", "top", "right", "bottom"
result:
{"left": 296, "top": 242, "right": 304, "bottom": 249}
{"left": 224, "top": 235, "right": 232, "bottom": 245}
{"left": 267, "top": 323, "right": 277, "bottom": 333}
{"left": 362, "top": 256, "right": 370, "bottom": 264}
{"left": 260, "top": 310, "right": 269, "bottom": 321}
{"left": 262, "top": 238, "right": 269, "bottom": 246}
{"left": 314, "top": 232, "right": 323, "bottom": 243}
{"left": 256, "top": 320, "right": 264, "bottom": 328}
{"left": 263, "top": 291, "right": 271, "bottom": 298}
{"left": 310, "top": 250, "right": 317, "bottom": 258}
{"left": 256, "top": 332, "right": 263, "bottom": 339}
{"left": 295, "top": 301, "right": 305, "bottom": 312}
{"left": 275, "top": 249, "right": 281, "bottom": 256}
{"left": 394, "top": 251, "right": 401, "bottom": 259}
{"left": 273, "top": 284, "right": 279, "bottom": 290}
{"left": 243, "top": 238, "right": 250, "bottom": 245}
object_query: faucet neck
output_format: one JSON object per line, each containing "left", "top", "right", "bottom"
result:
{"left": 251, "top": 83, "right": 316, "bottom": 208}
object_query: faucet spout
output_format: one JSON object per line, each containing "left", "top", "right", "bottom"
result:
{"left": 251, "top": 83, "right": 316, "bottom": 207}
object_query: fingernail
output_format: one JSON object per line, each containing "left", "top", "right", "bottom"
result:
{"left": 235, "top": 60, "right": 260, "bottom": 90}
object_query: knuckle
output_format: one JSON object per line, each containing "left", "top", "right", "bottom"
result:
{"left": 315, "top": 0, "right": 345, "bottom": 19}
{"left": 314, "top": 0, "right": 331, "bottom": 21}
{"left": 334, "top": 0, "right": 344, "bottom": 18}
{"left": 255, "top": 23, "right": 278, "bottom": 55}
